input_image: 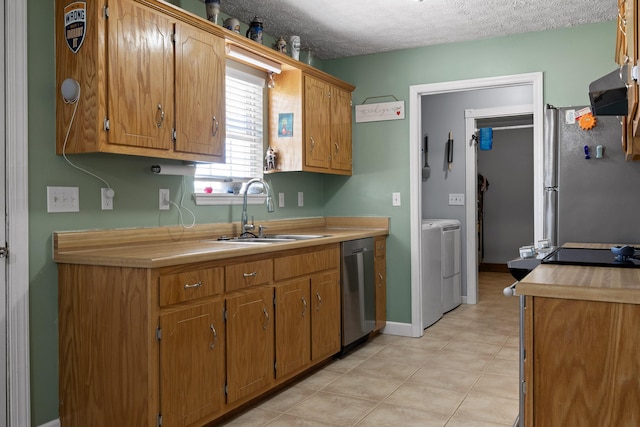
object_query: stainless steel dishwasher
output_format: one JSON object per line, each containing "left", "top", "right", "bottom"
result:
{"left": 340, "top": 238, "right": 376, "bottom": 353}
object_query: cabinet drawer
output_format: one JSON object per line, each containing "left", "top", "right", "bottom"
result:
{"left": 274, "top": 247, "right": 339, "bottom": 281}
{"left": 375, "top": 238, "right": 386, "bottom": 258}
{"left": 226, "top": 259, "right": 273, "bottom": 292}
{"left": 159, "top": 267, "right": 224, "bottom": 307}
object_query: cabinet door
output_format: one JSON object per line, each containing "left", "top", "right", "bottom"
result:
{"left": 304, "top": 76, "right": 331, "bottom": 169}
{"left": 330, "top": 85, "right": 352, "bottom": 172}
{"left": 226, "top": 287, "right": 274, "bottom": 404}
{"left": 275, "top": 280, "right": 311, "bottom": 378}
{"left": 107, "top": 0, "right": 174, "bottom": 150}
{"left": 527, "top": 297, "right": 640, "bottom": 426}
{"left": 159, "top": 299, "right": 225, "bottom": 427}
{"left": 174, "top": 22, "right": 225, "bottom": 158}
{"left": 310, "top": 272, "right": 341, "bottom": 361}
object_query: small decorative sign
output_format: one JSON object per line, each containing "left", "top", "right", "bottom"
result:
{"left": 355, "top": 101, "right": 405, "bottom": 123}
{"left": 64, "top": 2, "right": 87, "bottom": 54}
{"left": 278, "top": 113, "right": 293, "bottom": 137}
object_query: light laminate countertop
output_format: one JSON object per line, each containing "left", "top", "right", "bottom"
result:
{"left": 52, "top": 217, "right": 389, "bottom": 269}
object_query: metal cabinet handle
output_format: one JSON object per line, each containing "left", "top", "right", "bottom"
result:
{"left": 302, "top": 297, "right": 307, "bottom": 317}
{"left": 210, "top": 323, "right": 217, "bottom": 349}
{"left": 212, "top": 115, "right": 219, "bottom": 137}
{"left": 243, "top": 271, "right": 257, "bottom": 278}
{"left": 262, "top": 307, "right": 270, "bottom": 330}
{"left": 156, "top": 103, "right": 165, "bottom": 128}
{"left": 334, "top": 141, "right": 339, "bottom": 154}
{"left": 310, "top": 136, "right": 315, "bottom": 152}
{"left": 315, "top": 291, "right": 322, "bottom": 311}
{"left": 184, "top": 281, "right": 202, "bottom": 289}
{"left": 378, "top": 272, "right": 384, "bottom": 285}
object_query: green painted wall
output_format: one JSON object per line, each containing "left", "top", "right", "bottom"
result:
{"left": 28, "top": 0, "right": 617, "bottom": 421}
{"left": 322, "top": 22, "right": 617, "bottom": 325}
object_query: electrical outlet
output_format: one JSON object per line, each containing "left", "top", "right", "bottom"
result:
{"left": 159, "top": 189, "right": 170, "bottom": 210}
{"left": 47, "top": 186, "right": 79, "bottom": 213}
{"left": 392, "top": 192, "right": 401, "bottom": 206}
{"left": 278, "top": 192, "right": 285, "bottom": 208}
{"left": 448, "top": 193, "right": 464, "bottom": 206}
{"left": 101, "top": 188, "right": 114, "bottom": 210}
{"left": 297, "top": 192, "right": 304, "bottom": 207}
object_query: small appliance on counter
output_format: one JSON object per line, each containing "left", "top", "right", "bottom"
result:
{"left": 507, "top": 241, "right": 556, "bottom": 282}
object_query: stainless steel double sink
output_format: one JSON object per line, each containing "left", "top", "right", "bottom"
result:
{"left": 214, "top": 234, "right": 328, "bottom": 244}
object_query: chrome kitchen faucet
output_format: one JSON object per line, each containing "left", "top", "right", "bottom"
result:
{"left": 241, "top": 178, "right": 275, "bottom": 236}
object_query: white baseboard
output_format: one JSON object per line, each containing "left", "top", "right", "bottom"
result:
{"left": 38, "top": 419, "right": 60, "bottom": 427}
{"left": 380, "top": 321, "right": 414, "bottom": 337}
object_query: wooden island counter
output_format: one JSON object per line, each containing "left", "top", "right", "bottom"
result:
{"left": 516, "top": 243, "right": 640, "bottom": 427}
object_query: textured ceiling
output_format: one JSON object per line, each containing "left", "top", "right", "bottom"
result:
{"left": 215, "top": 0, "right": 618, "bottom": 59}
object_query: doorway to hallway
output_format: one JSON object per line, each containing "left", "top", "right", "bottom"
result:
{"left": 408, "top": 72, "right": 543, "bottom": 338}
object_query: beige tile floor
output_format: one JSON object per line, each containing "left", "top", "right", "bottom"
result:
{"left": 221, "top": 272, "right": 520, "bottom": 427}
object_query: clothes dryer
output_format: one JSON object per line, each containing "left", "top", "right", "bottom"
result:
{"left": 421, "top": 220, "right": 443, "bottom": 328}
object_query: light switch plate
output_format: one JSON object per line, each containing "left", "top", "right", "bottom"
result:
{"left": 278, "top": 192, "right": 285, "bottom": 208}
{"left": 47, "top": 186, "right": 79, "bottom": 213}
{"left": 392, "top": 192, "right": 401, "bottom": 206}
{"left": 297, "top": 192, "right": 304, "bottom": 207}
{"left": 448, "top": 193, "right": 464, "bottom": 206}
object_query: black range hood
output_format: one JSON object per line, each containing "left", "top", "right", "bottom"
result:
{"left": 588, "top": 68, "right": 629, "bottom": 116}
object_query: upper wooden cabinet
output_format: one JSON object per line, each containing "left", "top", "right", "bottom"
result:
{"left": 268, "top": 69, "right": 355, "bottom": 175}
{"left": 56, "top": 0, "right": 355, "bottom": 166}
{"left": 55, "top": 0, "right": 225, "bottom": 162}
{"left": 615, "top": 0, "right": 640, "bottom": 160}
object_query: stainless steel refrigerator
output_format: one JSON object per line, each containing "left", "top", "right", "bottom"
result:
{"left": 543, "top": 105, "right": 640, "bottom": 246}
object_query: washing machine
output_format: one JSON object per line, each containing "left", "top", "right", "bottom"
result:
{"left": 421, "top": 220, "right": 443, "bottom": 329}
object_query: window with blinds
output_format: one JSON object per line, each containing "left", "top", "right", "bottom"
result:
{"left": 195, "top": 64, "right": 265, "bottom": 193}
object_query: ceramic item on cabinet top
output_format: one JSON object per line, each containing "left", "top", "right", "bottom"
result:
{"left": 274, "top": 36, "right": 287, "bottom": 54}
{"left": 289, "top": 35, "right": 300, "bottom": 60}
{"left": 205, "top": 0, "right": 220, "bottom": 24}
{"left": 246, "top": 16, "right": 264, "bottom": 44}
{"left": 223, "top": 17, "right": 240, "bottom": 33}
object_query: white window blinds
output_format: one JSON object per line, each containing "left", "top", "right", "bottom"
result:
{"left": 195, "top": 66, "right": 265, "bottom": 183}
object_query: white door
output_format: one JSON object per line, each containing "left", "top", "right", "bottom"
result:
{"left": 5, "top": 0, "right": 30, "bottom": 424}
{"left": 0, "top": 0, "right": 6, "bottom": 413}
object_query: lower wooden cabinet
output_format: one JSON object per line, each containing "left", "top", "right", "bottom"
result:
{"left": 57, "top": 240, "right": 386, "bottom": 426}
{"left": 225, "top": 286, "right": 275, "bottom": 404}
{"left": 374, "top": 237, "right": 387, "bottom": 331}
{"left": 274, "top": 249, "right": 341, "bottom": 378}
{"left": 524, "top": 296, "right": 640, "bottom": 426}
{"left": 159, "top": 299, "right": 225, "bottom": 426}
{"left": 310, "top": 272, "right": 341, "bottom": 361}
{"left": 275, "top": 280, "right": 311, "bottom": 378}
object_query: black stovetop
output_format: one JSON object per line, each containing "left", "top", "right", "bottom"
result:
{"left": 542, "top": 247, "right": 640, "bottom": 268}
